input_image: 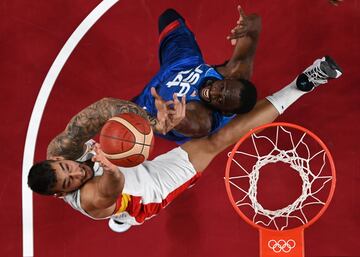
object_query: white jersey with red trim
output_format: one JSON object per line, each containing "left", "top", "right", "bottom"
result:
{"left": 63, "top": 143, "right": 200, "bottom": 225}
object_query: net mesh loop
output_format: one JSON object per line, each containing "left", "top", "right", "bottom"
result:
{"left": 228, "top": 125, "right": 333, "bottom": 231}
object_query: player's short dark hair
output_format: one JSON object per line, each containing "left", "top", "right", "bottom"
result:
{"left": 28, "top": 160, "right": 57, "bottom": 195}
{"left": 234, "top": 78, "right": 257, "bottom": 114}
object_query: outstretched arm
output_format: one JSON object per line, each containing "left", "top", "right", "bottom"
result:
{"left": 47, "top": 98, "right": 149, "bottom": 160}
{"left": 216, "top": 6, "right": 261, "bottom": 79}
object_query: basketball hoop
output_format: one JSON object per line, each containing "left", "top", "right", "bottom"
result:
{"left": 224, "top": 122, "right": 336, "bottom": 257}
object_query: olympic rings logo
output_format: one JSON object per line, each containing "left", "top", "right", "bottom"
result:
{"left": 268, "top": 239, "right": 296, "bottom": 253}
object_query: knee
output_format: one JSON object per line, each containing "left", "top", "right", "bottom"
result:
{"left": 158, "top": 9, "right": 185, "bottom": 34}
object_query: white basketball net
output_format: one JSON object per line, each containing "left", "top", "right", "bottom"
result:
{"left": 228, "top": 125, "right": 334, "bottom": 231}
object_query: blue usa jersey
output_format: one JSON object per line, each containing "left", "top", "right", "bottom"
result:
{"left": 133, "top": 18, "right": 235, "bottom": 144}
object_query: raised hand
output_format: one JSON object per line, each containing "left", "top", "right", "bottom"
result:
{"left": 168, "top": 92, "right": 186, "bottom": 131}
{"left": 151, "top": 87, "right": 173, "bottom": 134}
{"left": 151, "top": 87, "right": 186, "bottom": 134}
{"left": 227, "top": 5, "right": 248, "bottom": 46}
{"left": 91, "top": 143, "right": 118, "bottom": 173}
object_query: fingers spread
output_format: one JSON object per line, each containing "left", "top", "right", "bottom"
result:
{"left": 165, "top": 100, "right": 174, "bottom": 106}
{"left": 227, "top": 6, "right": 248, "bottom": 43}
{"left": 181, "top": 95, "right": 186, "bottom": 105}
{"left": 238, "top": 5, "right": 245, "bottom": 20}
{"left": 181, "top": 96, "right": 186, "bottom": 117}
{"left": 151, "top": 87, "right": 160, "bottom": 99}
{"left": 173, "top": 93, "right": 180, "bottom": 102}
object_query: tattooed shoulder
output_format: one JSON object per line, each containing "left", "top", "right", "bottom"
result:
{"left": 46, "top": 98, "right": 148, "bottom": 159}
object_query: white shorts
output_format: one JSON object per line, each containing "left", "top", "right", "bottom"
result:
{"left": 112, "top": 147, "right": 201, "bottom": 225}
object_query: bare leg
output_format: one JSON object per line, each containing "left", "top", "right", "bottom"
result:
{"left": 182, "top": 56, "right": 343, "bottom": 172}
{"left": 182, "top": 99, "right": 278, "bottom": 172}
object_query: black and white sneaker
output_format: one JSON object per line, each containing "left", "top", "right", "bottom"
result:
{"left": 296, "top": 56, "right": 343, "bottom": 91}
{"left": 108, "top": 218, "right": 132, "bottom": 233}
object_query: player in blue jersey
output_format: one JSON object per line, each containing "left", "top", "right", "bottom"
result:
{"left": 133, "top": 6, "right": 260, "bottom": 144}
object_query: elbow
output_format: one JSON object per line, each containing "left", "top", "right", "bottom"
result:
{"left": 92, "top": 97, "right": 113, "bottom": 109}
{"left": 250, "top": 14, "right": 261, "bottom": 24}
{"left": 98, "top": 97, "right": 115, "bottom": 104}
{"left": 175, "top": 121, "right": 212, "bottom": 138}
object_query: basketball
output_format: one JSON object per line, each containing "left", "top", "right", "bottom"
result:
{"left": 99, "top": 113, "right": 154, "bottom": 167}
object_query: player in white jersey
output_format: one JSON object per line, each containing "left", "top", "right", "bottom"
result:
{"left": 28, "top": 55, "right": 342, "bottom": 232}
{"left": 64, "top": 140, "right": 200, "bottom": 232}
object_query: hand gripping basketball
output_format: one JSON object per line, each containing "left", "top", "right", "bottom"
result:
{"left": 91, "top": 143, "right": 118, "bottom": 173}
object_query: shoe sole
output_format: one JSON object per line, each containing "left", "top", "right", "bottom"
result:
{"left": 323, "top": 55, "right": 343, "bottom": 78}
{"left": 108, "top": 219, "right": 131, "bottom": 233}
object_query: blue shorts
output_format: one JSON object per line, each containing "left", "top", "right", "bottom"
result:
{"left": 158, "top": 19, "right": 204, "bottom": 68}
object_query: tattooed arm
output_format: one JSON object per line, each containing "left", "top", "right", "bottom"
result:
{"left": 47, "top": 98, "right": 151, "bottom": 160}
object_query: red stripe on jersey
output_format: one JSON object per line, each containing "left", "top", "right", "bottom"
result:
{"left": 159, "top": 20, "right": 180, "bottom": 43}
{"left": 126, "top": 172, "right": 202, "bottom": 223}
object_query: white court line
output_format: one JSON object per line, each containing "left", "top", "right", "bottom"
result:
{"left": 22, "top": 0, "right": 119, "bottom": 256}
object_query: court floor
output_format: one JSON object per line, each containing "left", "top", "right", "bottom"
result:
{"left": 1, "top": 0, "right": 359, "bottom": 256}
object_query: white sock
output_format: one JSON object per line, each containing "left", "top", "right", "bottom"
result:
{"left": 266, "top": 77, "right": 307, "bottom": 114}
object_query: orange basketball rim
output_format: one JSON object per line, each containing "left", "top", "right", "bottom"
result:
{"left": 224, "top": 122, "right": 336, "bottom": 257}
